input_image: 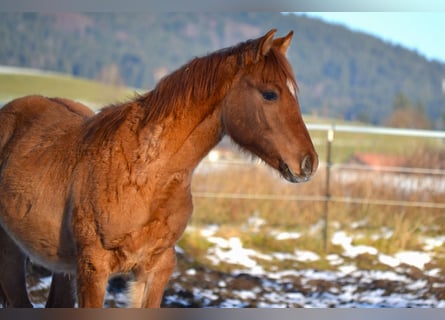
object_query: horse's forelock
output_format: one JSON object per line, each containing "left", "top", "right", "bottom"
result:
{"left": 260, "top": 47, "right": 298, "bottom": 95}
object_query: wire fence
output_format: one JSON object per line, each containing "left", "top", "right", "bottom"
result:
{"left": 193, "top": 124, "right": 445, "bottom": 250}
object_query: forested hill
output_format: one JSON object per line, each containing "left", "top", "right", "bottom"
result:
{"left": 1, "top": 12, "right": 444, "bottom": 128}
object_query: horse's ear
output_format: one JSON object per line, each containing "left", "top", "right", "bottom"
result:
{"left": 256, "top": 29, "right": 277, "bottom": 61}
{"left": 273, "top": 30, "right": 294, "bottom": 55}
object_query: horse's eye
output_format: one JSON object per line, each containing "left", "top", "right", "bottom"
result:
{"left": 261, "top": 91, "right": 278, "bottom": 101}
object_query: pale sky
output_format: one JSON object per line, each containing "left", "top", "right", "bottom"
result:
{"left": 294, "top": 12, "right": 445, "bottom": 63}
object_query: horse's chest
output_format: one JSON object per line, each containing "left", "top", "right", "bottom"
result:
{"left": 114, "top": 217, "right": 186, "bottom": 271}
{"left": 113, "top": 189, "right": 193, "bottom": 271}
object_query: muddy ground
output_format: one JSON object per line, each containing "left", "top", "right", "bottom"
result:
{"left": 23, "top": 251, "right": 445, "bottom": 308}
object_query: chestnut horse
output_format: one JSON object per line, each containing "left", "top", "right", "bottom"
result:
{"left": 0, "top": 29, "right": 318, "bottom": 308}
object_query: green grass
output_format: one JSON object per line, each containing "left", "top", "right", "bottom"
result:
{"left": 307, "top": 127, "right": 442, "bottom": 164}
{"left": 0, "top": 71, "right": 139, "bottom": 110}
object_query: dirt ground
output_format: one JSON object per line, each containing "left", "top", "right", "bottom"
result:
{"left": 22, "top": 251, "right": 445, "bottom": 308}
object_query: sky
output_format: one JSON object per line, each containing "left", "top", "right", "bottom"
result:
{"left": 294, "top": 12, "right": 445, "bottom": 63}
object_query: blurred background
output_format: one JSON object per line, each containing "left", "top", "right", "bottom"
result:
{"left": 1, "top": 12, "right": 444, "bottom": 128}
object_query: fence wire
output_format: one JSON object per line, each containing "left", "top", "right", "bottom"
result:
{"left": 194, "top": 124, "right": 445, "bottom": 251}
{"left": 193, "top": 124, "right": 445, "bottom": 212}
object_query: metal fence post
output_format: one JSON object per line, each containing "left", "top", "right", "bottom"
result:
{"left": 323, "top": 125, "right": 335, "bottom": 253}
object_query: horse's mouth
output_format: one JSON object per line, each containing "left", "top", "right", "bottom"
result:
{"left": 278, "top": 160, "right": 311, "bottom": 183}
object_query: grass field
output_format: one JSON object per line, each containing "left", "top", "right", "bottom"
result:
{"left": 0, "top": 66, "right": 139, "bottom": 110}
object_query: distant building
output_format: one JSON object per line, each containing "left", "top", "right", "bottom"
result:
{"left": 349, "top": 152, "right": 406, "bottom": 169}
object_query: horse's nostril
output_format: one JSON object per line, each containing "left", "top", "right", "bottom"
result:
{"left": 301, "top": 155, "right": 313, "bottom": 176}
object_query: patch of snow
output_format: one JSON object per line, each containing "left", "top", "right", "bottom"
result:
{"left": 185, "top": 268, "right": 196, "bottom": 276}
{"left": 395, "top": 251, "right": 431, "bottom": 269}
{"left": 428, "top": 269, "right": 443, "bottom": 277}
{"left": 338, "top": 264, "right": 357, "bottom": 275}
{"left": 378, "top": 251, "right": 433, "bottom": 270}
{"left": 207, "top": 236, "right": 230, "bottom": 248}
{"left": 351, "top": 218, "right": 369, "bottom": 229}
{"left": 206, "top": 236, "right": 269, "bottom": 272}
{"left": 273, "top": 231, "right": 301, "bottom": 240}
{"left": 432, "top": 282, "right": 445, "bottom": 288}
{"left": 271, "top": 250, "right": 319, "bottom": 262}
{"left": 234, "top": 290, "right": 257, "bottom": 300}
{"left": 406, "top": 279, "right": 428, "bottom": 291}
{"left": 293, "top": 250, "right": 320, "bottom": 262}
{"left": 295, "top": 269, "right": 339, "bottom": 282}
{"left": 347, "top": 244, "right": 378, "bottom": 257}
{"left": 332, "top": 231, "right": 378, "bottom": 258}
{"left": 192, "top": 287, "right": 218, "bottom": 301}
{"left": 423, "top": 236, "right": 445, "bottom": 251}
{"left": 378, "top": 253, "right": 400, "bottom": 267}
{"left": 364, "top": 270, "right": 411, "bottom": 282}
{"left": 219, "top": 299, "right": 248, "bottom": 308}
{"left": 200, "top": 224, "right": 219, "bottom": 237}
{"left": 272, "top": 252, "right": 295, "bottom": 261}
{"left": 246, "top": 214, "right": 266, "bottom": 231}
{"left": 332, "top": 231, "right": 351, "bottom": 246}
{"left": 326, "top": 254, "right": 344, "bottom": 265}
{"left": 175, "top": 245, "right": 185, "bottom": 255}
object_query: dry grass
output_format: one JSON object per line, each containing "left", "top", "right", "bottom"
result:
{"left": 188, "top": 141, "right": 445, "bottom": 262}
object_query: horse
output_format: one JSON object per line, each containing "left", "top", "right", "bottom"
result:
{"left": 0, "top": 29, "right": 318, "bottom": 308}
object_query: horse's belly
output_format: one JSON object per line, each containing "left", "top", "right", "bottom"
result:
{"left": 0, "top": 200, "right": 77, "bottom": 273}
{"left": 24, "top": 236, "right": 77, "bottom": 273}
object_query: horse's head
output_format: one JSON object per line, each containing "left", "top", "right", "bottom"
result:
{"left": 222, "top": 29, "right": 318, "bottom": 183}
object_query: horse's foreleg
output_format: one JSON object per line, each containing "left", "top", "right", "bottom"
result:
{"left": 45, "top": 273, "right": 76, "bottom": 308}
{"left": 130, "top": 247, "right": 176, "bottom": 308}
{"left": 76, "top": 250, "right": 111, "bottom": 308}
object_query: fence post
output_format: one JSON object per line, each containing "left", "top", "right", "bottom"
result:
{"left": 323, "top": 125, "right": 335, "bottom": 253}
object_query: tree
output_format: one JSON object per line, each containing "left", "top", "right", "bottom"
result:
{"left": 392, "top": 92, "right": 411, "bottom": 110}
{"left": 384, "top": 93, "right": 431, "bottom": 129}
{"left": 97, "top": 63, "right": 124, "bottom": 87}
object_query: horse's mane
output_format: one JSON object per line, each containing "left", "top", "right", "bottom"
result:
{"left": 136, "top": 36, "right": 297, "bottom": 126}
{"left": 82, "top": 35, "right": 297, "bottom": 145}
{"left": 136, "top": 40, "right": 252, "bottom": 126}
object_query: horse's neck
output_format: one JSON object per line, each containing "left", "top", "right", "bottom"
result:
{"left": 133, "top": 54, "right": 238, "bottom": 171}
{"left": 145, "top": 103, "right": 223, "bottom": 171}
{"left": 170, "top": 106, "right": 223, "bottom": 168}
